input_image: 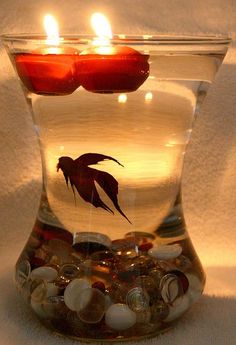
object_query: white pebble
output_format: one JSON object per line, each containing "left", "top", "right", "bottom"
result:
{"left": 30, "top": 266, "right": 58, "bottom": 282}
{"left": 148, "top": 244, "right": 182, "bottom": 260}
{"left": 105, "top": 304, "right": 136, "bottom": 331}
{"left": 64, "top": 278, "right": 90, "bottom": 311}
{"left": 164, "top": 294, "right": 190, "bottom": 322}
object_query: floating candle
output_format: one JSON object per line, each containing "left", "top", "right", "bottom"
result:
{"left": 76, "top": 13, "right": 149, "bottom": 93}
{"left": 14, "top": 14, "right": 79, "bottom": 95}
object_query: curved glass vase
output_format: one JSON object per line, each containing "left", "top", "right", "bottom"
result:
{"left": 2, "top": 35, "right": 230, "bottom": 341}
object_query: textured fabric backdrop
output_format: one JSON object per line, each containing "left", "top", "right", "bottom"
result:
{"left": 0, "top": 1, "right": 235, "bottom": 344}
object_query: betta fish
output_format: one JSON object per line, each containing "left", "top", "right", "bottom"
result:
{"left": 57, "top": 153, "right": 131, "bottom": 224}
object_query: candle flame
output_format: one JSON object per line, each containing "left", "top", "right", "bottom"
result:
{"left": 44, "top": 14, "right": 59, "bottom": 46}
{"left": 91, "top": 13, "right": 112, "bottom": 46}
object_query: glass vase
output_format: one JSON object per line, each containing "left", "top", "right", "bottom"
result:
{"left": 1, "top": 34, "right": 230, "bottom": 341}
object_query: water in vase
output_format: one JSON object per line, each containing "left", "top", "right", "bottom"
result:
{"left": 31, "top": 54, "right": 218, "bottom": 236}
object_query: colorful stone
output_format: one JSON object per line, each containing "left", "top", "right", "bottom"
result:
{"left": 90, "top": 250, "right": 117, "bottom": 266}
{"left": 116, "top": 256, "right": 156, "bottom": 281}
{"left": 135, "top": 275, "right": 160, "bottom": 304}
{"left": 138, "top": 242, "right": 153, "bottom": 252}
{"left": 148, "top": 268, "right": 165, "bottom": 285}
{"left": 126, "top": 287, "right": 150, "bottom": 312}
{"left": 107, "top": 281, "right": 132, "bottom": 304}
{"left": 160, "top": 273, "right": 183, "bottom": 304}
{"left": 59, "top": 263, "right": 81, "bottom": 280}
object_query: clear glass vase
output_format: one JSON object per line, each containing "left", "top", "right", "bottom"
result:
{"left": 1, "top": 34, "right": 230, "bottom": 341}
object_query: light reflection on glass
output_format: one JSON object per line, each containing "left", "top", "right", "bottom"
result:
{"left": 143, "top": 35, "right": 153, "bottom": 39}
{"left": 118, "top": 94, "right": 127, "bottom": 103}
{"left": 145, "top": 91, "right": 153, "bottom": 103}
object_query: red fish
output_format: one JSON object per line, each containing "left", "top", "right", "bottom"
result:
{"left": 57, "top": 153, "right": 131, "bottom": 224}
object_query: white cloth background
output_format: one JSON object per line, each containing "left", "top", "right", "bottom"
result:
{"left": 0, "top": 1, "right": 235, "bottom": 344}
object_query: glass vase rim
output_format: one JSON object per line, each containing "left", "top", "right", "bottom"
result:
{"left": 1, "top": 33, "right": 231, "bottom": 45}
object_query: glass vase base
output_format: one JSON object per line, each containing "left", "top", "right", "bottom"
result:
{"left": 43, "top": 320, "right": 173, "bottom": 342}
{"left": 15, "top": 207, "right": 205, "bottom": 341}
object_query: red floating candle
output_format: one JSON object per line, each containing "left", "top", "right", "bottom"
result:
{"left": 14, "top": 15, "right": 80, "bottom": 95}
{"left": 76, "top": 45, "right": 149, "bottom": 93}
{"left": 15, "top": 48, "right": 79, "bottom": 95}
{"left": 76, "top": 13, "right": 149, "bottom": 93}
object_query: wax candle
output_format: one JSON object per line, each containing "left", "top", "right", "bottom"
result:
{"left": 76, "top": 45, "right": 149, "bottom": 93}
{"left": 14, "top": 15, "right": 80, "bottom": 95}
{"left": 15, "top": 49, "right": 79, "bottom": 95}
{"left": 76, "top": 13, "right": 149, "bottom": 93}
